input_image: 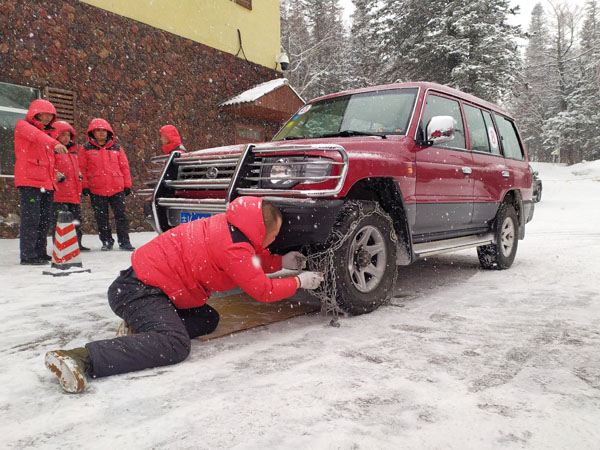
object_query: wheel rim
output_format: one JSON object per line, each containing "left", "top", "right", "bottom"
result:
{"left": 500, "top": 217, "right": 515, "bottom": 257}
{"left": 347, "top": 225, "right": 387, "bottom": 293}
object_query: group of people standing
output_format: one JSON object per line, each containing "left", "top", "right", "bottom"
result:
{"left": 13, "top": 98, "right": 185, "bottom": 264}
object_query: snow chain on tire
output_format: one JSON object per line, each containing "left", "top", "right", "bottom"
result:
{"left": 303, "top": 201, "right": 398, "bottom": 320}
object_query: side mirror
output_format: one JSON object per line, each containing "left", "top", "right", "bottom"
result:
{"left": 426, "top": 115, "right": 456, "bottom": 146}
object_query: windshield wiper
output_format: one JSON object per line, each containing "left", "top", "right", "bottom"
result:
{"left": 283, "top": 136, "right": 306, "bottom": 140}
{"left": 320, "top": 130, "right": 387, "bottom": 139}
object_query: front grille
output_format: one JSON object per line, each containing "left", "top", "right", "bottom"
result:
{"left": 164, "top": 152, "right": 242, "bottom": 190}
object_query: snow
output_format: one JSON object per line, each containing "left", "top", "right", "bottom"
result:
{"left": 1, "top": 162, "right": 600, "bottom": 449}
{"left": 219, "top": 78, "right": 304, "bottom": 106}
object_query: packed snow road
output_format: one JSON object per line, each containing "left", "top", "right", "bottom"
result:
{"left": 0, "top": 162, "right": 599, "bottom": 449}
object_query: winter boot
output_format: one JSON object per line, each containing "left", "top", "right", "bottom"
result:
{"left": 119, "top": 243, "right": 135, "bottom": 251}
{"left": 45, "top": 347, "right": 91, "bottom": 393}
{"left": 101, "top": 241, "right": 113, "bottom": 251}
{"left": 79, "top": 244, "right": 91, "bottom": 252}
{"left": 115, "top": 320, "right": 132, "bottom": 337}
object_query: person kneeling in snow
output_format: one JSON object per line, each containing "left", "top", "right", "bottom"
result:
{"left": 44, "top": 196, "right": 324, "bottom": 393}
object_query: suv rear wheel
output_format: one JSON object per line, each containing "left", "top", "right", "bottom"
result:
{"left": 315, "top": 201, "right": 398, "bottom": 315}
{"left": 477, "top": 202, "right": 518, "bottom": 270}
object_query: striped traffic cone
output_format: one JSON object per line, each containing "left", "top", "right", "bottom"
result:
{"left": 43, "top": 211, "right": 91, "bottom": 277}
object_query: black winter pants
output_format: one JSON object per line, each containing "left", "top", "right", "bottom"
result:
{"left": 18, "top": 186, "right": 54, "bottom": 261}
{"left": 52, "top": 202, "right": 83, "bottom": 246}
{"left": 85, "top": 267, "right": 220, "bottom": 378}
{"left": 90, "top": 191, "right": 131, "bottom": 247}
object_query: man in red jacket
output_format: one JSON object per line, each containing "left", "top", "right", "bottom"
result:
{"left": 79, "top": 118, "right": 134, "bottom": 251}
{"left": 14, "top": 99, "right": 68, "bottom": 265}
{"left": 44, "top": 196, "right": 324, "bottom": 393}
{"left": 50, "top": 121, "right": 89, "bottom": 251}
{"left": 159, "top": 124, "right": 186, "bottom": 154}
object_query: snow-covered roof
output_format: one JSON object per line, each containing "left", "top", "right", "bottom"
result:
{"left": 219, "top": 78, "right": 304, "bottom": 106}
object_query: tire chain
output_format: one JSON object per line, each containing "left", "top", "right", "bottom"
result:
{"left": 302, "top": 201, "right": 398, "bottom": 321}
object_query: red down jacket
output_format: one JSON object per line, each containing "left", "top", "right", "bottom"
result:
{"left": 79, "top": 118, "right": 132, "bottom": 196}
{"left": 159, "top": 125, "right": 186, "bottom": 154}
{"left": 132, "top": 196, "right": 298, "bottom": 309}
{"left": 51, "top": 121, "right": 82, "bottom": 204}
{"left": 13, "top": 99, "right": 59, "bottom": 191}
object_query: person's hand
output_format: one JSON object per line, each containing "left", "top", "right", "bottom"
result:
{"left": 54, "top": 144, "right": 68, "bottom": 154}
{"left": 282, "top": 251, "right": 307, "bottom": 270}
{"left": 82, "top": 188, "right": 90, "bottom": 196}
{"left": 296, "top": 271, "right": 324, "bottom": 290}
{"left": 55, "top": 170, "right": 66, "bottom": 183}
{"left": 124, "top": 187, "right": 132, "bottom": 196}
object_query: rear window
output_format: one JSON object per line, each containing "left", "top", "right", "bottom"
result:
{"left": 464, "top": 104, "right": 491, "bottom": 153}
{"left": 494, "top": 114, "right": 524, "bottom": 160}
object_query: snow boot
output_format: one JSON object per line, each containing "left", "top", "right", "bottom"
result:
{"left": 45, "top": 347, "right": 91, "bottom": 393}
{"left": 115, "top": 320, "right": 132, "bottom": 337}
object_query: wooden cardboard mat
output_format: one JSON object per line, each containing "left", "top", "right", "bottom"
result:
{"left": 199, "top": 293, "right": 321, "bottom": 341}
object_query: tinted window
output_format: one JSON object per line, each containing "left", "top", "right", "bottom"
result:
{"left": 494, "top": 114, "right": 524, "bottom": 160}
{"left": 464, "top": 104, "right": 491, "bottom": 153}
{"left": 419, "top": 94, "right": 466, "bottom": 149}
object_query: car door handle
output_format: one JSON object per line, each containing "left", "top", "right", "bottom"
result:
{"left": 502, "top": 170, "right": 510, "bottom": 178}
{"left": 462, "top": 167, "right": 472, "bottom": 175}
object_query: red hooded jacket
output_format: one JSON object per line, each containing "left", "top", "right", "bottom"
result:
{"left": 79, "top": 118, "right": 132, "bottom": 196}
{"left": 14, "top": 99, "right": 59, "bottom": 191}
{"left": 51, "top": 121, "right": 83, "bottom": 204}
{"left": 131, "top": 196, "right": 298, "bottom": 309}
{"left": 159, "top": 125, "right": 186, "bottom": 154}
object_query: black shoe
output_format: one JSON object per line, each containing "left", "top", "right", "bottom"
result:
{"left": 79, "top": 245, "right": 91, "bottom": 252}
{"left": 20, "top": 257, "right": 49, "bottom": 265}
{"left": 39, "top": 254, "right": 52, "bottom": 261}
{"left": 101, "top": 242, "right": 114, "bottom": 251}
{"left": 119, "top": 244, "right": 135, "bottom": 251}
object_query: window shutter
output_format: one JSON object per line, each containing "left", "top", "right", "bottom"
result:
{"left": 43, "top": 87, "right": 76, "bottom": 126}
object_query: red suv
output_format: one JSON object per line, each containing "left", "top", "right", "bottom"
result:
{"left": 142, "top": 82, "right": 535, "bottom": 315}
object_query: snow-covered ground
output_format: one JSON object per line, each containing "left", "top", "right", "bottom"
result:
{"left": 1, "top": 162, "right": 599, "bottom": 450}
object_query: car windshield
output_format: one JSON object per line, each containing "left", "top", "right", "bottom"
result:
{"left": 273, "top": 88, "right": 418, "bottom": 141}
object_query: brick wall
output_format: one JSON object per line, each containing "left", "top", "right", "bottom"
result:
{"left": 0, "top": 0, "right": 282, "bottom": 238}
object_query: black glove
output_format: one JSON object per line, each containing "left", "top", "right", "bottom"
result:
{"left": 82, "top": 188, "right": 91, "bottom": 196}
{"left": 124, "top": 187, "right": 132, "bottom": 196}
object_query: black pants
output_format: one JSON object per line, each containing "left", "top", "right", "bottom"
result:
{"left": 18, "top": 186, "right": 54, "bottom": 261}
{"left": 85, "top": 267, "right": 220, "bottom": 378}
{"left": 52, "top": 202, "right": 84, "bottom": 246}
{"left": 90, "top": 191, "right": 131, "bottom": 247}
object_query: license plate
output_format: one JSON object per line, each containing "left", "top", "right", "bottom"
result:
{"left": 180, "top": 212, "right": 211, "bottom": 224}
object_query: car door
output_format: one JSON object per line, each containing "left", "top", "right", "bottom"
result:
{"left": 414, "top": 92, "right": 474, "bottom": 237}
{"left": 463, "top": 104, "right": 507, "bottom": 228}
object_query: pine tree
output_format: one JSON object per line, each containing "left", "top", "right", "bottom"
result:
{"left": 510, "top": 3, "right": 555, "bottom": 161}
{"left": 347, "top": 0, "right": 383, "bottom": 89}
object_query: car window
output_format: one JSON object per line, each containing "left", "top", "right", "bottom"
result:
{"left": 273, "top": 88, "right": 418, "bottom": 140}
{"left": 464, "top": 104, "right": 493, "bottom": 153}
{"left": 481, "top": 110, "right": 501, "bottom": 155}
{"left": 494, "top": 113, "right": 524, "bottom": 160}
{"left": 419, "top": 94, "right": 466, "bottom": 149}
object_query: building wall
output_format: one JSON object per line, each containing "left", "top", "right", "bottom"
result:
{"left": 81, "top": 0, "right": 281, "bottom": 70}
{"left": 0, "top": 0, "right": 282, "bottom": 238}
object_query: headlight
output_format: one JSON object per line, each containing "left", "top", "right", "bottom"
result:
{"left": 261, "top": 157, "right": 332, "bottom": 189}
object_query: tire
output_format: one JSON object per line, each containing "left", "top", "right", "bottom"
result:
{"left": 321, "top": 201, "right": 398, "bottom": 315}
{"left": 477, "top": 203, "right": 519, "bottom": 270}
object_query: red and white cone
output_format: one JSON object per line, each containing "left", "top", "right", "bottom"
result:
{"left": 43, "top": 211, "right": 91, "bottom": 277}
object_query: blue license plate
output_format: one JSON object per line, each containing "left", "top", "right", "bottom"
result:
{"left": 180, "top": 212, "right": 211, "bottom": 223}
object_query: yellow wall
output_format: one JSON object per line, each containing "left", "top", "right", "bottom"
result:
{"left": 80, "top": 0, "right": 281, "bottom": 70}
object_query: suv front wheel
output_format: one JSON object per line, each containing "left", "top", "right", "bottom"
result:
{"left": 312, "top": 201, "right": 398, "bottom": 315}
{"left": 477, "top": 202, "right": 519, "bottom": 270}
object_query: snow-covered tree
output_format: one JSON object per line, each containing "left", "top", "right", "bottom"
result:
{"left": 346, "top": 0, "right": 383, "bottom": 89}
{"left": 510, "top": 3, "right": 555, "bottom": 161}
{"left": 280, "top": 0, "right": 348, "bottom": 100}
